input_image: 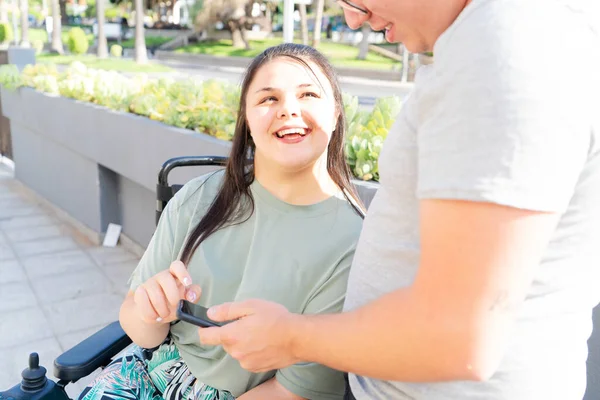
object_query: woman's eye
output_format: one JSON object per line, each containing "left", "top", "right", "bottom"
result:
{"left": 259, "top": 96, "right": 277, "bottom": 104}
{"left": 302, "top": 92, "right": 320, "bottom": 98}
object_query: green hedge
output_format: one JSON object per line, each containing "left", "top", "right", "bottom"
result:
{"left": 67, "top": 27, "right": 89, "bottom": 55}
{"left": 0, "top": 62, "right": 402, "bottom": 181}
{"left": 0, "top": 23, "right": 13, "bottom": 43}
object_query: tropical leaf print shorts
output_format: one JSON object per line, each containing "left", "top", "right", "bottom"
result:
{"left": 78, "top": 339, "right": 235, "bottom": 400}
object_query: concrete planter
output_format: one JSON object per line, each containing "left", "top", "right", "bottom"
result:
{"left": 0, "top": 87, "right": 232, "bottom": 246}
{"left": 0, "top": 87, "right": 379, "bottom": 247}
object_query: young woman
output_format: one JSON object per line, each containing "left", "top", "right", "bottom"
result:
{"left": 78, "top": 43, "right": 364, "bottom": 400}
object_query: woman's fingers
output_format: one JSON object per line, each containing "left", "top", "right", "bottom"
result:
{"left": 143, "top": 279, "right": 171, "bottom": 320}
{"left": 169, "top": 260, "right": 193, "bottom": 288}
{"left": 133, "top": 285, "right": 160, "bottom": 323}
{"left": 157, "top": 270, "right": 184, "bottom": 306}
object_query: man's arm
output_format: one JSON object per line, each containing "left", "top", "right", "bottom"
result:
{"left": 238, "top": 377, "right": 305, "bottom": 400}
{"left": 200, "top": 199, "right": 558, "bottom": 382}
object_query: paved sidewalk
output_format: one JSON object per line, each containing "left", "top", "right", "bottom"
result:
{"left": 0, "top": 161, "right": 140, "bottom": 397}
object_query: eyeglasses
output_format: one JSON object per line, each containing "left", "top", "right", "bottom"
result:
{"left": 336, "top": 0, "right": 370, "bottom": 16}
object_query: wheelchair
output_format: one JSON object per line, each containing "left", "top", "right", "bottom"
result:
{"left": 0, "top": 156, "right": 228, "bottom": 400}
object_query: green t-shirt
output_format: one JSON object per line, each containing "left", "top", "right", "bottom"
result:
{"left": 129, "top": 170, "right": 363, "bottom": 399}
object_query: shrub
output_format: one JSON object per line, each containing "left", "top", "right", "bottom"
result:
{"left": 3, "top": 62, "right": 402, "bottom": 181}
{"left": 0, "top": 64, "right": 22, "bottom": 90}
{"left": 110, "top": 44, "right": 123, "bottom": 58}
{"left": 67, "top": 27, "right": 89, "bottom": 55}
{"left": 0, "top": 23, "right": 14, "bottom": 44}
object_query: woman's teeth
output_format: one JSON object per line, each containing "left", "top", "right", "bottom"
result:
{"left": 275, "top": 128, "right": 307, "bottom": 138}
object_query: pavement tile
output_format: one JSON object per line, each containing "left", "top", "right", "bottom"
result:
{"left": 0, "top": 214, "right": 58, "bottom": 231}
{"left": 57, "top": 325, "right": 111, "bottom": 352}
{"left": 0, "top": 196, "right": 32, "bottom": 209}
{"left": 0, "top": 260, "right": 27, "bottom": 284}
{"left": 0, "top": 338, "right": 63, "bottom": 390}
{"left": 0, "top": 281, "right": 38, "bottom": 313}
{"left": 42, "top": 292, "right": 124, "bottom": 335}
{"left": 0, "top": 240, "right": 16, "bottom": 261}
{"left": 100, "top": 260, "right": 138, "bottom": 296}
{"left": 4, "top": 224, "right": 64, "bottom": 243}
{"left": 86, "top": 246, "right": 138, "bottom": 266}
{"left": 0, "top": 205, "right": 44, "bottom": 220}
{"left": 21, "top": 249, "right": 96, "bottom": 279}
{"left": 0, "top": 191, "right": 19, "bottom": 200}
{"left": 12, "top": 236, "right": 80, "bottom": 258}
{"left": 0, "top": 308, "right": 54, "bottom": 350}
{"left": 31, "top": 269, "right": 114, "bottom": 304}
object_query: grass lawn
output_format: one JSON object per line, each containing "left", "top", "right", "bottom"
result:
{"left": 119, "top": 36, "right": 173, "bottom": 49}
{"left": 37, "top": 54, "right": 173, "bottom": 73}
{"left": 176, "top": 38, "right": 401, "bottom": 71}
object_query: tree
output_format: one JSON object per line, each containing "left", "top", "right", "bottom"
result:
{"left": 195, "top": 0, "right": 251, "bottom": 49}
{"left": 0, "top": 0, "right": 8, "bottom": 23}
{"left": 299, "top": 2, "right": 308, "bottom": 45}
{"left": 96, "top": 0, "right": 108, "bottom": 58}
{"left": 357, "top": 24, "right": 369, "bottom": 60}
{"left": 20, "top": 0, "right": 29, "bottom": 46}
{"left": 50, "top": 0, "right": 64, "bottom": 53}
{"left": 312, "top": 0, "right": 324, "bottom": 47}
{"left": 59, "top": 0, "right": 66, "bottom": 24}
{"left": 134, "top": 0, "right": 147, "bottom": 63}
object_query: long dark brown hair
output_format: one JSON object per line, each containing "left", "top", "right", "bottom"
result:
{"left": 179, "top": 43, "right": 365, "bottom": 265}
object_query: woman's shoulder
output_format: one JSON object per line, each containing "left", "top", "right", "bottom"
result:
{"left": 323, "top": 195, "right": 364, "bottom": 243}
{"left": 171, "top": 169, "right": 226, "bottom": 211}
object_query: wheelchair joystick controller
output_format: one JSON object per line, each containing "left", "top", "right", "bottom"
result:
{"left": 0, "top": 353, "right": 69, "bottom": 400}
{"left": 21, "top": 353, "right": 47, "bottom": 392}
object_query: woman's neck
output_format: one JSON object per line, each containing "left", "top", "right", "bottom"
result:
{"left": 254, "top": 156, "right": 340, "bottom": 206}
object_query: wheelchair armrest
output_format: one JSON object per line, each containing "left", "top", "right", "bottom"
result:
{"left": 53, "top": 321, "right": 132, "bottom": 382}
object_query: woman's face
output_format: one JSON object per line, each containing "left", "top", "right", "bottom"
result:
{"left": 245, "top": 58, "right": 338, "bottom": 174}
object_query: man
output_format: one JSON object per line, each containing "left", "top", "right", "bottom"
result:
{"left": 199, "top": 0, "right": 600, "bottom": 398}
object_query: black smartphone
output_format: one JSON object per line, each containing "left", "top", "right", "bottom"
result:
{"left": 177, "top": 299, "right": 226, "bottom": 328}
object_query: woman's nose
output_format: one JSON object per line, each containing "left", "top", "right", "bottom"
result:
{"left": 277, "top": 96, "right": 301, "bottom": 119}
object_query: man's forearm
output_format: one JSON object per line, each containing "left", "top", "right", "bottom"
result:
{"left": 292, "top": 288, "right": 485, "bottom": 382}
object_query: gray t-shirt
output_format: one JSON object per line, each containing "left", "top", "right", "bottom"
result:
{"left": 343, "top": 0, "right": 600, "bottom": 398}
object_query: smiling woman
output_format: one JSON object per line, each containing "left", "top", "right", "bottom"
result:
{"left": 246, "top": 58, "right": 338, "bottom": 180}
{"left": 77, "top": 43, "right": 366, "bottom": 400}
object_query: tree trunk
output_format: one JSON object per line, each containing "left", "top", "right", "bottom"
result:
{"left": 96, "top": 0, "right": 108, "bottom": 58}
{"left": 400, "top": 43, "right": 409, "bottom": 82}
{"left": 59, "top": 0, "right": 67, "bottom": 24}
{"left": 229, "top": 19, "right": 249, "bottom": 49}
{"left": 312, "top": 0, "right": 324, "bottom": 47}
{"left": 264, "top": 4, "right": 272, "bottom": 33}
{"left": 134, "top": 0, "right": 147, "bottom": 63}
{"left": 0, "top": 0, "right": 8, "bottom": 23}
{"left": 299, "top": 3, "right": 308, "bottom": 45}
{"left": 50, "top": 0, "right": 63, "bottom": 53}
{"left": 19, "top": 0, "right": 29, "bottom": 46}
{"left": 10, "top": 0, "right": 18, "bottom": 44}
{"left": 357, "top": 24, "right": 370, "bottom": 60}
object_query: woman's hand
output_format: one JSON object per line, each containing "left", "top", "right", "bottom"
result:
{"left": 133, "top": 260, "right": 202, "bottom": 324}
{"left": 198, "top": 299, "right": 303, "bottom": 372}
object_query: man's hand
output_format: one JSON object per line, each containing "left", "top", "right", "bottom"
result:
{"left": 198, "top": 299, "right": 303, "bottom": 372}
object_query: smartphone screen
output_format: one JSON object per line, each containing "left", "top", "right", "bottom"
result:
{"left": 178, "top": 300, "right": 225, "bottom": 327}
